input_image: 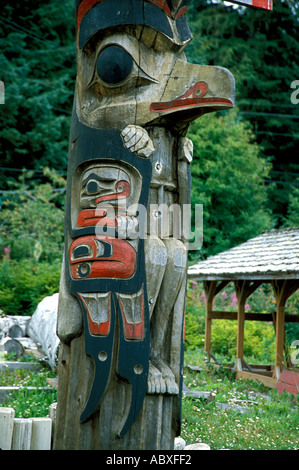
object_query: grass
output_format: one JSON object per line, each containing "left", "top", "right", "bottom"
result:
{"left": 0, "top": 352, "right": 57, "bottom": 418}
{"left": 1, "top": 350, "right": 298, "bottom": 449}
{"left": 181, "top": 348, "right": 299, "bottom": 450}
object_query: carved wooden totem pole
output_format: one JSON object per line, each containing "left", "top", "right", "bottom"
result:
{"left": 54, "top": 0, "right": 236, "bottom": 450}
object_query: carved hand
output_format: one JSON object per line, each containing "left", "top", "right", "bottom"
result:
{"left": 121, "top": 125, "right": 155, "bottom": 158}
{"left": 178, "top": 137, "right": 193, "bottom": 163}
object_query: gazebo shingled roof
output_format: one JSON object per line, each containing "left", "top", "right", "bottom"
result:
{"left": 188, "top": 227, "right": 299, "bottom": 281}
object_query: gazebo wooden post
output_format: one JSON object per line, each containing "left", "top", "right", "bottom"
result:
{"left": 234, "top": 281, "right": 249, "bottom": 371}
{"left": 272, "top": 280, "right": 299, "bottom": 378}
{"left": 203, "top": 281, "right": 217, "bottom": 362}
{"left": 234, "top": 280, "right": 262, "bottom": 371}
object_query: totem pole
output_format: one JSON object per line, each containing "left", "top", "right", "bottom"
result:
{"left": 53, "top": 0, "right": 270, "bottom": 450}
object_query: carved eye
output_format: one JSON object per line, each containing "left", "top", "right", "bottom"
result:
{"left": 96, "top": 45, "right": 133, "bottom": 85}
{"left": 86, "top": 180, "right": 99, "bottom": 194}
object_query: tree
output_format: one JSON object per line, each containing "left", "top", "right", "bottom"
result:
{"left": 0, "top": 168, "right": 65, "bottom": 315}
{"left": 186, "top": 0, "right": 299, "bottom": 226}
{"left": 188, "top": 109, "right": 271, "bottom": 260}
{"left": 0, "top": 0, "right": 76, "bottom": 188}
{"left": 0, "top": 168, "right": 65, "bottom": 263}
{"left": 285, "top": 180, "right": 299, "bottom": 226}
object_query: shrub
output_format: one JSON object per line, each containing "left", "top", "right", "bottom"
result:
{"left": 185, "top": 281, "right": 276, "bottom": 363}
{"left": 0, "top": 258, "right": 61, "bottom": 315}
{"left": 0, "top": 169, "right": 64, "bottom": 315}
{"left": 0, "top": 169, "right": 65, "bottom": 263}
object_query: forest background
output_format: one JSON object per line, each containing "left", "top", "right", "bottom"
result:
{"left": 0, "top": 0, "right": 298, "bottom": 340}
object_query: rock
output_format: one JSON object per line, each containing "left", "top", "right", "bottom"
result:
{"left": 0, "top": 337, "right": 24, "bottom": 358}
{"left": 174, "top": 437, "right": 186, "bottom": 450}
{"left": 0, "top": 315, "right": 31, "bottom": 340}
{"left": 185, "top": 364, "right": 203, "bottom": 372}
{"left": 183, "top": 383, "right": 214, "bottom": 402}
{"left": 215, "top": 401, "right": 263, "bottom": 414}
{"left": 184, "top": 443, "right": 211, "bottom": 450}
{"left": 17, "top": 337, "right": 38, "bottom": 351}
{"left": 27, "top": 293, "right": 60, "bottom": 370}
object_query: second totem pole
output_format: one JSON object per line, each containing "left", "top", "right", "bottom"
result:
{"left": 53, "top": 0, "right": 235, "bottom": 450}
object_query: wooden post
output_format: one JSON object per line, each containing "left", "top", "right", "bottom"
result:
{"left": 54, "top": 0, "right": 235, "bottom": 450}
{"left": 272, "top": 280, "right": 299, "bottom": 378}
{"left": 234, "top": 281, "right": 248, "bottom": 371}
{"left": 204, "top": 281, "right": 217, "bottom": 362}
{"left": 11, "top": 418, "right": 33, "bottom": 450}
{"left": 30, "top": 418, "right": 52, "bottom": 450}
{"left": 234, "top": 281, "right": 262, "bottom": 371}
{"left": 0, "top": 407, "right": 15, "bottom": 450}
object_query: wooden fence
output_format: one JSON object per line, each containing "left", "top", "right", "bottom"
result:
{"left": 0, "top": 403, "right": 56, "bottom": 450}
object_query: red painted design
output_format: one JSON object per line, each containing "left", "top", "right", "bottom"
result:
{"left": 117, "top": 293, "right": 145, "bottom": 340}
{"left": 77, "top": 180, "right": 130, "bottom": 229}
{"left": 69, "top": 236, "right": 136, "bottom": 279}
{"left": 95, "top": 180, "right": 130, "bottom": 205}
{"left": 150, "top": 81, "right": 233, "bottom": 115}
{"left": 77, "top": 0, "right": 103, "bottom": 28}
{"left": 175, "top": 5, "right": 188, "bottom": 18}
{"left": 77, "top": 207, "right": 117, "bottom": 229}
{"left": 79, "top": 292, "right": 111, "bottom": 336}
{"left": 145, "top": 0, "right": 172, "bottom": 17}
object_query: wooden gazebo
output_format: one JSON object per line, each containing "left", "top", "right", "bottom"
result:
{"left": 188, "top": 227, "right": 299, "bottom": 387}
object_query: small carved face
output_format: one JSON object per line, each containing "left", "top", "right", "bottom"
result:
{"left": 80, "top": 165, "right": 131, "bottom": 209}
{"left": 77, "top": 162, "right": 143, "bottom": 211}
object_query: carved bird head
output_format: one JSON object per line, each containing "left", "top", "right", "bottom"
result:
{"left": 74, "top": 0, "right": 234, "bottom": 134}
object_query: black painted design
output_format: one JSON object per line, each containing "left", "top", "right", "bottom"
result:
{"left": 78, "top": 0, "right": 175, "bottom": 48}
{"left": 65, "top": 108, "right": 152, "bottom": 435}
{"left": 97, "top": 46, "right": 134, "bottom": 85}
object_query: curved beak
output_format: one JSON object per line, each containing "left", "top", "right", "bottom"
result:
{"left": 150, "top": 60, "right": 235, "bottom": 126}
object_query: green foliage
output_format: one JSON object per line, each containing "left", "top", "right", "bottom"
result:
{"left": 285, "top": 181, "right": 299, "bottom": 226}
{"left": 187, "top": 0, "right": 299, "bottom": 226}
{"left": 0, "top": 169, "right": 64, "bottom": 315}
{"left": 0, "top": 0, "right": 75, "bottom": 184}
{"left": 0, "top": 258, "right": 61, "bottom": 315}
{"left": 185, "top": 281, "right": 278, "bottom": 363}
{"left": 0, "top": 362, "right": 57, "bottom": 418}
{"left": 0, "top": 169, "right": 65, "bottom": 263}
{"left": 188, "top": 110, "right": 272, "bottom": 258}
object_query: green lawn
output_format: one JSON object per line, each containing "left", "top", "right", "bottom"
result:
{"left": 0, "top": 353, "right": 57, "bottom": 418}
{"left": 181, "top": 349, "right": 299, "bottom": 450}
{"left": 1, "top": 350, "right": 298, "bottom": 450}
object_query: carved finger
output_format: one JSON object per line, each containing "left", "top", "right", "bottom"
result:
{"left": 148, "top": 362, "right": 163, "bottom": 395}
{"left": 121, "top": 125, "right": 136, "bottom": 141}
{"left": 165, "top": 378, "right": 179, "bottom": 395}
{"left": 116, "top": 215, "right": 127, "bottom": 238}
{"left": 129, "top": 132, "right": 149, "bottom": 152}
{"left": 121, "top": 125, "right": 143, "bottom": 146}
{"left": 158, "top": 376, "right": 166, "bottom": 395}
{"left": 178, "top": 136, "right": 193, "bottom": 163}
{"left": 137, "top": 139, "right": 155, "bottom": 158}
{"left": 125, "top": 133, "right": 144, "bottom": 150}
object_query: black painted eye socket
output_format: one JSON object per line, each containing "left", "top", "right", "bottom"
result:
{"left": 96, "top": 45, "right": 133, "bottom": 85}
{"left": 86, "top": 180, "right": 99, "bottom": 194}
